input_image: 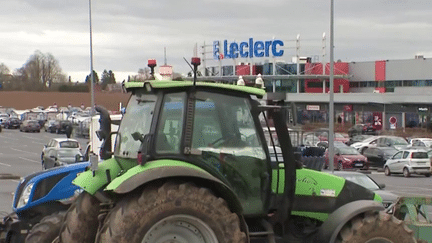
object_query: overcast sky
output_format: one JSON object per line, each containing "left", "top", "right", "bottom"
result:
{"left": 0, "top": 0, "right": 431, "bottom": 82}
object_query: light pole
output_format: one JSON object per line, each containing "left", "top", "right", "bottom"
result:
{"left": 89, "top": 0, "right": 95, "bottom": 115}
{"left": 328, "top": 0, "right": 335, "bottom": 172}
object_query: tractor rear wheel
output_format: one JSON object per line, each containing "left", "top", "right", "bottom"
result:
{"left": 58, "top": 192, "right": 100, "bottom": 243}
{"left": 95, "top": 181, "right": 246, "bottom": 243}
{"left": 337, "top": 211, "right": 417, "bottom": 243}
{"left": 25, "top": 211, "right": 65, "bottom": 243}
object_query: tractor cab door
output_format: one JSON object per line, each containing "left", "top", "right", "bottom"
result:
{"left": 188, "top": 90, "right": 271, "bottom": 216}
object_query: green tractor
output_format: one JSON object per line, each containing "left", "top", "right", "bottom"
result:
{"left": 50, "top": 58, "right": 417, "bottom": 243}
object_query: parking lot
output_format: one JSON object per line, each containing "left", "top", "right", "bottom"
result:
{"left": 0, "top": 128, "right": 88, "bottom": 213}
{"left": 1, "top": 128, "right": 432, "bottom": 217}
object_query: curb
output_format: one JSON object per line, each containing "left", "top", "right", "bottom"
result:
{"left": 0, "top": 174, "right": 21, "bottom": 180}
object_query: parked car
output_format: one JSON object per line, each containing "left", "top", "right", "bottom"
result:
{"left": 19, "top": 120, "right": 41, "bottom": 132}
{"left": 0, "top": 113, "right": 9, "bottom": 126}
{"left": 51, "top": 120, "right": 73, "bottom": 134}
{"left": 346, "top": 134, "right": 374, "bottom": 146}
{"left": 362, "top": 146, "right": 399, "bottom": 168}
{"left": 376, "top": 136, "right": 409, "bottom": 150}
{"left": 3, "top": 117, "right": 21, "bottom": 129}
{"left": 315, "top": 129, "right": 350, "bottom": 144}
{"left": 41, "top": 138, "right": 83, "bottom": 170}
{"left": 350, "top": 135, "right": 382, "bottom": 153}
{"left": 384, "top": 149, "right": 431, "bottom": 177}
{"left": 324, "top": 143, "right": 369, "bottom": 170}
{"left": 408, "top": 138, "right": 432, "bottom": 148}
{"left": 44, "top": 119, "right": 57, "bottom": 132}
{"left": 347, "top": 123, "right": 377, "bottom": 137}
{"left": 323, "top": 170, "right": 398, "bottom": 208}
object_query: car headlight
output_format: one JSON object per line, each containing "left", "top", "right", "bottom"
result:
{"left": 344, "top": 157, "right": 351, "bottom": 161}
{"left": 17, "top": 182, "right": 34, "bottom": 208}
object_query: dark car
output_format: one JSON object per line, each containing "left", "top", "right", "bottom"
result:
{"left": 347, "top": 124, "right": 377, "bottom": 137}
{"left": 49, "top": 120, "right": 73, "bottom": 134}
{"left": 362, "top": 146, "right": 399, "bottom": 168}
{"left": 324, "top": 170, "right": 398, "bottom": 208}
{"left": 3, "top": 117, "right": 22, "bottom": 129}
{"left": 19, "top": 120, "right": 41, "bottom": 132}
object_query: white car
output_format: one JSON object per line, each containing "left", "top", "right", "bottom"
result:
{"left": 350, "top": 135, "right": 380, "bottom": 153}
{"left": 384, "top": 149, "right": 431, "bottom": 177}
{"left": 409, "top": 138, "right": 432, "bottom": 148}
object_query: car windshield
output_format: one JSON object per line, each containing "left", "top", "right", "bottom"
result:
{"left": 391, "top": 137, "right": 408, "bottom": 145}
{"left": 60, "top": 141, "right": 80, "bottom": 148}
{"left": 338, "top": 147, "right": 360, "bottom": 155}
{"left": 340, "top": 174, "right": 380, "bottom": 190}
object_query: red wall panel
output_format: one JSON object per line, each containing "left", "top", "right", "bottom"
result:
{"left": 375, "top": 60, "right": 386, "bottom": 81}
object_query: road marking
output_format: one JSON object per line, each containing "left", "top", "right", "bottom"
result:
{"left": 19, "top": 157, "right": 40, "bottom": 164}
{"left": 0, "top": 162, "right": 11, "bottom": 167}
{"left": 10, "top": 148, "right": 39, "bottom": 155}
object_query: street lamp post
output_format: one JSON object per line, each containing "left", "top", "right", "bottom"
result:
{"left": 89, "top": 0, "right": 95, "bottom": 115}
{"left": 328, "top": 0, "right": 335, "bottom": 172}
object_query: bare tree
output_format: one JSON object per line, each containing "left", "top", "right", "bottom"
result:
{"left": 20, "top": 50, "right": 66, "bottom": 90}
{"left": 0, "top": 63, "right": 9, "bottom": 75}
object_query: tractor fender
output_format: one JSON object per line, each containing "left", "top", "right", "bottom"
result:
{"left": 105, "top": 159, "right": 244, "bottom": 213}
{"left": 73, "top": 158, "right": 124, "bottom": 195}
{"left": 314, "top": 200, "right": 384, "bottom": 243}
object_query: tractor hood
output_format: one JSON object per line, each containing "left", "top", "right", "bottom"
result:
{"left": 292, "top": 168, "right": 381, "bottom": 221}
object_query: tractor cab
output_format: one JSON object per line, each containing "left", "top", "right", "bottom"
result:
{"left": 108, "top": 78, "right": 295, "bottom": 217}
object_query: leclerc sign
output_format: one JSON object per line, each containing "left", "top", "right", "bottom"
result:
{"left": 213, "top": 38, "right": 284, "bottom": 60}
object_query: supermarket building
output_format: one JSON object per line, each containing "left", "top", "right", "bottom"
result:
{"left": 198, "top": 37, "right": 432, "bottom": 130}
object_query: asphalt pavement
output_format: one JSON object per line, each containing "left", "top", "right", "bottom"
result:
{"left": 0, "top": 128, "right": 89, "bottom": 213}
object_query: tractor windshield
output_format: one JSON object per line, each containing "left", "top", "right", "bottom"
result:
{"left": 114, "top": 91, "right": 157, "bottom": 158}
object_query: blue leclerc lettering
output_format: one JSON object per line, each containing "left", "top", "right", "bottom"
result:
{"left": 230, "top": 42, "right": 239, "bottom": 59}
{"left": 254, "top": 41, "right": 264, "bottom": 57}
{"left": 223, "top": 40, "right": 230, "bottom": 58}
{"left": 239, "top": 42, "right": 249, "bottom": 58}
{"left": 264, "top": 41, "right": 272, "bottom": 57}
{"left": 249, "top": 38, "right": 254, "bottom": 58}
{"left": 213, "top": 41, "right": 220, "bottom": 60}
{"left": 272, "top": 40, "right": 284, "bottom": 57}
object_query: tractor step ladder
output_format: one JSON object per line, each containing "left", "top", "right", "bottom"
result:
{"left": 391, "top": 197, "right": 432, "bottom": 242}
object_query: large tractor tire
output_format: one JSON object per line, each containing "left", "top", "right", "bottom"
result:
{"left": 58, "top": 192, "right": 100, "bottom": 243}
{"left": 96, "top": 181, "right": 246, "bottom": 243}
{"left": 337, "top": 211, "right": 417, "bottom": 243}
{"left": 25, "top": 211, "right": 65, "bottom": 243}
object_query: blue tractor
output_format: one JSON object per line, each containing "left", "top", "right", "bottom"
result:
{"left": 0, "top": 161, "right": 89, "bottom": 243}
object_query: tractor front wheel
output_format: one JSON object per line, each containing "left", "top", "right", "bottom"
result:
{"left": 25, "top": 211, "right": 65, "bottom": 243}
{"left": 58, "top": 192, "right": 100, "bottom": 243}
{"left": 96, "top": 181, "right": 246, "bottom": 243}
{"left": 337, "top": 210, "right": 417, "bottom": 243}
